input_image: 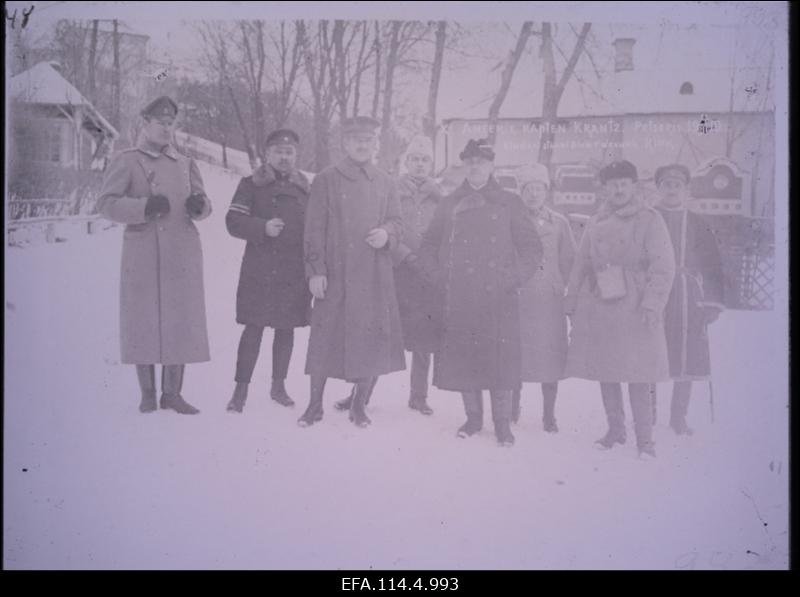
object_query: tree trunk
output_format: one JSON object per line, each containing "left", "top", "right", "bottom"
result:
{"left": 112, "top": 19, "right": 121, "bottom": 131}
{"left": 371, "top": 21, "right": 382, "bottom": 119}
{"left": 87, "top": 20, "right": 99, "bottom": 104}
{"left": 537, "top": 22, "right": 591, "bottom": 166}
{"left": 487, "top": 21, "right": 533, "bottom": 145}
{"left": 228, "top": 85, "right": 256, "bottom": 169}
{"left": 378, "top": 21, "right": 401, "bottom": 169}
{"left": 425, "top": 21, "right": 447, "bottom": 167}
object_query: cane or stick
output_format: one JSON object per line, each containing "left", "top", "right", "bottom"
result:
{"left": 708, "top": 379, "right": 715, "bottom": 424}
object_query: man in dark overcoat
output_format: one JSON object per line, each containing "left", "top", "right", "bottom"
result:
{"left": 416, "top": 139, "right": 543, "bottom": 446}
{"left": 652, "top": 163, "right": 725, "bottom": 436}
{"left": 225, "top": 129, "right": 312, "bottom": 413}
{"left": 299, "top": 116, "right": 406, "bottom": 428}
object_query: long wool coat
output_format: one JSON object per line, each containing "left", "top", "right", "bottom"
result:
{"left": 655, "top": 205, "right": 725, "bottom": 380}
{"left": 226, "top": 165, "right": 312, "bottom": 328}
{"left": 518, "top": 206, "right": 577, "bottom": 382}
{"left": 564, "top": 196, "right": 676, "bottom": 383}
{"left": 303, "top": 157, "right": 406, "bottom": 381}
{"left": 98, "top": 142, "right": 212, "bottom": 365}
{"left": 391, "top": 174, "right": 444, "bottom": 353}
{"left": 417, "top": 177, "right": 543, "bottom": 392}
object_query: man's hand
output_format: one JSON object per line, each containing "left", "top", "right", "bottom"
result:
{"left": 309, "top": 275, "right": 327, "bottom": 300}
{"left": 185, "top": 193, "right": 207, "bottom": 216}
{"left": 365, "top": 227, "right": 389, "bottom": 249}
{"left": 144, "top": 194, "right": 170, "bottom": 220}
{"left": 641, "top": 307, "right": 661, "bottom": 329}
{"left": 265, "top": 218, "right": 285, "bottom": 237}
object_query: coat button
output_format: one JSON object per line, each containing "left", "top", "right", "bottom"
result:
{"left": 491, "top": 214, "right": 498, "bottom": 220}
{"left": 490, "top": 236, "right": 497, "bottom": 243}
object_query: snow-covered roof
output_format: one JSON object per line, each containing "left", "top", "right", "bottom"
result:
{"left": 9, "top": 62, "right": 119, "bottom": 138}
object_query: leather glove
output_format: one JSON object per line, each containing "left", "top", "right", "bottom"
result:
{"left": 145, "top": 194, "right": 170, "bottom": 219}
{"left": 185, "top": 193, "right": 207, "bottom": 216}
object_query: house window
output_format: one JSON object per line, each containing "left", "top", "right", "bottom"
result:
{"left": 680, "top": 82, "right": 694, "bottom": 95}
{"left": 35, "top": 122, "right": 63, "bottom": 163}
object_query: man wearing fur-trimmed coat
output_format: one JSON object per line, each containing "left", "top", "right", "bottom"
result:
{"left": 98, "top": 96, "right": 212, "bottom": 415}
{"left": 225, "top": 129, "right": 312, "bottom": 414}
{"left": 652, "top": 163, "right": 725, "bottom": 436}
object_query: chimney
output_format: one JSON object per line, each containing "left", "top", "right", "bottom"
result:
{"left": 613, "top": 38, "right": 636, "bottom": 72}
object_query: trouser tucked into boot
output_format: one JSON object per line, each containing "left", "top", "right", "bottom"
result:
{"left": 629, "top": 382, "right": 656, "bottom": 456}
{"left": 335, "top": 376, "right": 378, "bottom": 411}
{"left": 349, "top": 377, "right": 376, "bottom": 428}
{"left": 298, "top": 375, "right": 326, "bottom": 427}
{"left": 235, "top": 326, "right": 295, "bottom": 406}
{"left": 597, "top": 382, "right": 627, "bottom": 448}
{"left": 136, "top": 364, "right": 157, "bottom": 413}
{"left": 490, "top": 389, "right": 515, "bottom": 446}
{"left": 160, "top": 364, "right": 199, "bottom": 414}
{"left": 669, "top": 381, "right": 693, "bottom": 435}
{"left": 408, "top": 351, "right": 434, "bottom": 415}
{"left": 457, "top": 391, "right": 484, "bottom": 438}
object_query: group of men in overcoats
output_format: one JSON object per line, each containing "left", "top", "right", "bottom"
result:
{"left": 99, "top": 95, "right": 724, "bottom": 458}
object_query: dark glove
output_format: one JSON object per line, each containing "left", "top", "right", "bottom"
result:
{"left": 185, "top": 193, "right": 207, "bottom": 216}
{"left": 145, "top": 194, "right": 170, "bottom": 219}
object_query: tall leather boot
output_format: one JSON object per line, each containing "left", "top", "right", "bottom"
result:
{"left": 669, "top": 381, "right": 694, "bottom": 436}
{"left": 650, "top": 383, "right": 658, "bottom": 425}
{"left": 298, "top": 375, "right": 326, "bottom": 427}
{"left": 491, "top": 389, "right": 515, "bottom": 447}
{"left": 160, "top": 364, "right": 200, "bottom": 414}
{"left": 226, "top": 382, "right": 248, "bottom": 413}
{"left": 270, "top": 378, "right": 295, "bottom": 407}
{"left": 511, "top": 386, "right": 522, "bottom": 424}
{"left": 595, "top": 382, "right": 627, "bottom": 449}
{"left": 349, "top": 378, "right": 374, "bottom": 428}
{"left": 334, "top": 387, "right": 355, "bottom": 412}
{"left": 630, "top": 382, "right": 656, "bottom": 458}
{"left": 542, "top": 382, "right": 559, "bottom": 433}
{"left": 136, "top": 365, "right": 157, "bottom": 413}
{"left": 457, "top": 391, "right": 484, "bottom": 438}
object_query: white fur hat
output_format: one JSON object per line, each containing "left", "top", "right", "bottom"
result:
{"left": 516, "top": 163, "right": 551, "bottom": 189}
{"left": 405, "top": 135, "right": 434, "bottom": 158}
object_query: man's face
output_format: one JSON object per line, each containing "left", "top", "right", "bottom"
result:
{"left": 143, "top": 115, "right": 175, "bottom": 148}
{"left": 406, "top": 153, "right": 433, "bottom": 179}
{"left": 343, "top": 133, "right": 378, "bottom": 164}
{"left": 521, "top": 181, "right": 548, "bottom": 212}
{"left": 267, "top": 143, "right": 298, "bottom": 173}
{"left": 658, "top": 176, "right": 689, "bottom": 208}
{"left": 604, "top": 177, "right": 636, "bottom": 206}
{"left": 464, "top": 156, "right": 493, "bottom": 187}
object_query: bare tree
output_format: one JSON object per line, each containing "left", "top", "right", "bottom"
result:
{"left": 299, "top": 20, "right": 338, "bottom": 169}
{"left": 371, "top": 21, "right": 382, "bottom": 119}
{"left": 268, "top": 20, "right": 305, "bottom": 127}
{"left": 111, "top": 19, "right": 121, "bottom": 129}
{"left": 424, "top": 20, "right": 447, "bottom": 148}
{"left": 87, "top": 20, "right": 99, "bottom": 103}
{"left": 486, "top": 22, "right": 533, "bottom": 145}
{"left": 537, "top": 22, "right": 591, "bottom": 165}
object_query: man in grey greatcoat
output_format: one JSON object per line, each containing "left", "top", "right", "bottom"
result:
{"left": 98, "top": 96, "right": 212, "bottom": 415}
{"left": 299, "top": 116, "right": 406, "bottom": 428}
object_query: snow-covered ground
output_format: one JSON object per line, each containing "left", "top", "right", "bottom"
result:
{"left": 4, "top": 162, "right": 789, "bottom": 570}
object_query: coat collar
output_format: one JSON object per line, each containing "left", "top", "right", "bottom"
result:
{"left": 252, "top": 164, "right": 310, "bottom": 193}
{"left": 335, "top": 156, "right": 378, "bottom": 181}
{"left": 597, "top": 194, "right": 648, "bottom": 220}
{"left": 136, "top": 140, "right": 179, "bottom": 160}
{"left": 397, "top": 174, "right": 441, "bottom": 200}
{"left": 451, "top": 176, "right": 506, "bottom": 215}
